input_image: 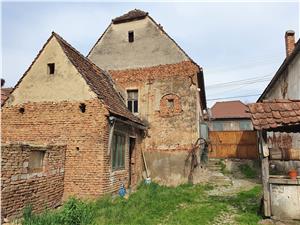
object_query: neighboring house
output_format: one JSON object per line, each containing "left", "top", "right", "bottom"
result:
{"left": 248, "top": 100, "right": 300, "bottom": 220}
{"left": 258, "top": 30, "right": 300, "bottom": 101}
{"left": 250, "top": 31, "right": 300, "bottom": 220}
{"left": 88, "top": 9, "right": 207, "bottom": 185}
{"left": 208, "top": 101, "right": 257, "bottom": 159}
{"left": 1, "top": 32, "right": 145, "bottom": 219}
{"left": 257, "top": 30, "right": 300, "bottom": 154}
{"left": 209, "top": 100, "right": 253, "bottom": 131}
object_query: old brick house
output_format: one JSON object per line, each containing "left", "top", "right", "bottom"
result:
{"left": 248, "top": 31, "right": 300, "bottom": 220}
{"left": 2, "top": 32, "right": 145, "bottom": 219}
{"left": 88, "top": 9, "right": 207, "bottom": 185}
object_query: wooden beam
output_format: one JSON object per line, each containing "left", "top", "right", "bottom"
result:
{"left": 259, "top": 131, "right": 271, "bottom": 217}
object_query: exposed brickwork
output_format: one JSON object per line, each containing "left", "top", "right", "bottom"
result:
{"left": 1, "top": 144, "right": 66, "bottom": 220}
{"left": 108, "top": 61, "right": 200, "bottom": 184}
{"left": 109, "top": 61, "right": 199, "bottom": 84}
{"left": 2, "top": 98, "right": 144, "bottom": 208}
{"left": 285, "top": 30, "right": 295, "bottom": 56}
{"left": 2, "top": 99, "right": 109, "bottom": 199}
{"left": 159, "top": 94, "right": 182, "bottom": 117}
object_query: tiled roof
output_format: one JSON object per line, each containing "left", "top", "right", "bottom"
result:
{"left": 247, "top": 99, "right": 300, "bottom": 130}
{"left": 210, "top": 100, "right": 251, "bottom": 119}
{"left": 53, "top": 32, "right": 145, "bottom": 126}
{"left": 112, "top": 9, "right": 148, "bottom": 24}
{"left": 1, "top": 88, "right": 13, "bottom": 106}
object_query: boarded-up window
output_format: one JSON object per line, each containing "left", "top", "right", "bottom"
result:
{"left": 112, "top": 133, "right": 126, "bottom": 170}
{"left": 28, "top": 150, "right": 45, "bottom": 173}
{"left": 127, "top": 90, "right": 138, "bottom": 113}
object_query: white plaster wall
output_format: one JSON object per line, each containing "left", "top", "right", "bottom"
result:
{"left": 287, "top": 53, "right": 300, "bottom": 99}
{"left": 265, "top": 53, "right": 300, "bottom": 100}
{"left": 271, "top": 184, "right": 300, "bottom": 219}
{"left": 264, "top": 53, "right": 300, "bottom": 149}
{"left": 6, "top": 37, "right": 96, "bottom": 106}
{"left": 88, "top": 17, "right": 189, "bottom": 70}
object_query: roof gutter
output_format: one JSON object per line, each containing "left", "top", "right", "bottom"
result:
{"left": 108, "top": 115, "right": 147, "bottom": 131}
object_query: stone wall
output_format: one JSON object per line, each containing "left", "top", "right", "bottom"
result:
{"left": 1, "top": 144, "right": 66, "bottom": 220}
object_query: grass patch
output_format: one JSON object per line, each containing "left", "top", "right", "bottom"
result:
{"left": 239, "top": 164, "right": 257, "bottom": 179}
{"left": 22, "top": 183, "right": 262, "bottom": 225}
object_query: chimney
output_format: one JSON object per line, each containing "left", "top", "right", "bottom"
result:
{"left": 285, "top": 30, "right": 295, "bottom": 57}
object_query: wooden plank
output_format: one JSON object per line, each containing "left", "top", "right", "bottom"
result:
{"left": 259, "top": 131, "right": 271, "bottom": 217}
{"left": 209, "top": 130, "right": 258, "bottom": 159}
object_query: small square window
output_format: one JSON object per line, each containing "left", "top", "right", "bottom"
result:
{"left": 48, "top": 63, "right": 55, "bottom": 74}
{"left": 28, "top": 150, "right": 45, "bottom": 173}
{"left": 128, "top": 31, "right": 134, "bottom": 43}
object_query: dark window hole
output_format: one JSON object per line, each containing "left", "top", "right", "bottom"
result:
{"left": 19, "top": 107, "right": 25, "bottom": 114}
{"left": 79, "top": 103, "right": 86, "bottom": 113}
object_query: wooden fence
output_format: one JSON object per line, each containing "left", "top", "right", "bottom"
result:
{"left": 209, "top": 131, "right": 259, "bottom": 159}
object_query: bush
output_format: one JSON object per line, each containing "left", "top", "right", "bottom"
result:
{"left": 22, "top": 197, "right": 96, "bottom": 225}
{"left": 60, "top": 197, "right": 95, "bottom": 225}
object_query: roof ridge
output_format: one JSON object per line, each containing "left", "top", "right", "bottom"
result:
{"left": 112, "top": 9, "right": 148, "bottom": 24}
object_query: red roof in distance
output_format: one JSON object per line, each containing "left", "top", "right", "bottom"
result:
{"left": 210, "top": 100, "right": 251, "bottom": 119}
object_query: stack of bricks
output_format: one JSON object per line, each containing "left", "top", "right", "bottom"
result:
{"left": 1, "top": 144, "right": 66, "bottom": 220}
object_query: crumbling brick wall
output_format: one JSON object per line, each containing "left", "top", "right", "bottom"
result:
{"left": 2, "top": 99, "right": 109, "bottom": 199}
{"left": 1, "top": 144, "right": 66, "bottom": 220}
{"left": 2, "top": 98, "right": 144, "bottom": 202}
{"left": 109, "top": 61, "right": 201, "bottom": 185}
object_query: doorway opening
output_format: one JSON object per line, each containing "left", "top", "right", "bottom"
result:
{"left": 129, "top": 137, "right": 136, "bottom": 188}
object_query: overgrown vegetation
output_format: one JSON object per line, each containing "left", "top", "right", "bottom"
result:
{"left": 239, "top": 164, "right": 258, "bottom": 179}
{"left": 22, "top": 183, "right": 262, "bottom": 225}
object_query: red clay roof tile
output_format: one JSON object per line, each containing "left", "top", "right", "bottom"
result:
{"left": 210, "top": 100, "right": 251, "bottom": 119}
{"left": 248, "top": 100, "right": 300, "bottom": 130}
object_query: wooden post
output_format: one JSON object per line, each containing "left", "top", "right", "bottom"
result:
{"left": 259, "top": 130, "right": 271, "bottom": 217}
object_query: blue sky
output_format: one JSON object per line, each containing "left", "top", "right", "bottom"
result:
{"left": 1, "top": 1, "right": 299, "bottom": 107}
